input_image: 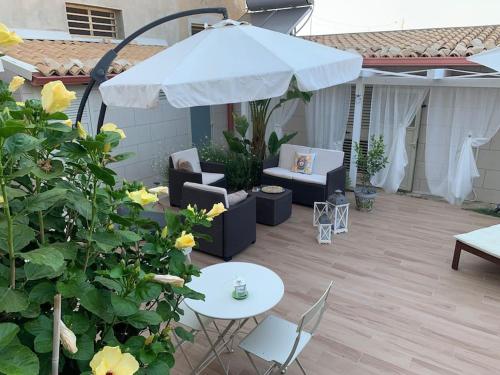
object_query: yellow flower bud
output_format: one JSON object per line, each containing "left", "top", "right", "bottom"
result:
{"left": 41, "top": 80, "right": 76, "bottom": 114}
{"left": 76, "top": 121, "right": 87, "bottom": 139}
{"left": 0, "top": 23, "right": 22, "bottom": 47}
{"left": 148, "top": 186, "right": 168, "bottom": 195}
{"left": 152, "top": 274, "right": 185, "bottom": 287}
{"left": 187, "top": 204, "right": 194, "bottom": 212}
{"left": 8, "top": 76, "right": 24, "bottom": 92}
{"left": 175, "top": 231, "right": 195, "bottom": 249}
{"left": 127, "top": 188, "right": 158, "bottom": 206}
{"left": 0, "top": 196, "right": 4, "bottom": 205}
{"left": 160, "top": 226, "right": 168, "bottom": 239}
{"left": 144, "top": 335, "right": 154, "bottom": 346}
{"left": 103, "top": 143, "right": 111, "bottom": 153}
{"left": 101, "top": 122, "right": 126, "bottom": 139}
{"left": 16, "top": 101, "right": 25, "bottom": 107}
{"left": 63, "top": 119, "right": 72, "bottom": 128}
{"left": 207, "top": 202, "right": 226, "bottom": 218}
{"left": 60, "top": 320, "right": 78, "bottom": 354}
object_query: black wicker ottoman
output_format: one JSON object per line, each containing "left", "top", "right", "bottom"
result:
{"left": 251, "top": 188, "right": 292, "bottom": 226}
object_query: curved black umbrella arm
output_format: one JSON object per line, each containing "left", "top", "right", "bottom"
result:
{"left": 75, "top": 7, "right": 229, "bottom": 133}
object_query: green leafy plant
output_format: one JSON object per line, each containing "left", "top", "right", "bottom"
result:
{"left": 267, "top": 131, "right": 298, "bottom": 157}
{"left": 353, "top": 135, "right": 388, "bottom": 193}
{"left": 0, "top": 74, "right": 221, "bottom": 374}
{"left": 223, "top": 114, "right": 252, "bottom": 156}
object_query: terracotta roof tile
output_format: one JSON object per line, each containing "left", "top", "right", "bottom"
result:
{"left": 304, "top": 25, "right": 500, "bottom": 58}
{"left": 1, "top": 39, "right": 165, "bottom": 77}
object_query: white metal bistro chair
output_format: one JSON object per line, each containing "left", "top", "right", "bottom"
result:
{"left": 239, "top": 281, "right": 333, "bottom": 375}
{"left": 173, "top": 300, "right": 231, "bottom": 371}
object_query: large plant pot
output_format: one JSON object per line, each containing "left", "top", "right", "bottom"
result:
{"left": 354, "top": 186, "right": 377, "bottom": 212}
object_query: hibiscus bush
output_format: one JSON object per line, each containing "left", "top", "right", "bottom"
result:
{"left": 0, "top": 24, "right": 220, "bottom": 375}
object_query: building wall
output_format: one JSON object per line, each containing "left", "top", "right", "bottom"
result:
{"left": 1, "top": 0, "right": 246, "bottom": 44}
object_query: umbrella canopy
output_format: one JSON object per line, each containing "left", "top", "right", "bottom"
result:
{"left": 99, "top": 19, "right": 362, "bottom": 109}
{"left": 468, "top": 47, "right": 500, "bottom": 72}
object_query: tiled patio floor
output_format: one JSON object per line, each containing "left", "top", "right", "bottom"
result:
{"left": 171, "top": 192, "right": 500, "bottom": 375}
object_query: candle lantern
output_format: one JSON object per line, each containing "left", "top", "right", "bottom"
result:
{"left": 317, "top": 214, "right": 333, "bottom": 244}
{"left": 327, "top": 190, "right": 350, "bottom": 235}
{"left": 233, "top": 277, "right": 248, "bottom": 299}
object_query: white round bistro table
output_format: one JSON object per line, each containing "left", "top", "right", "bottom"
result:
{"left": 184, "top": 262, "right": 284, "bottom": 374}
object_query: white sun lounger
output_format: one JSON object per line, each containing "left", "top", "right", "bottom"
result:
{"left": 452, "top": 224, "right": 500, "bottom": 270}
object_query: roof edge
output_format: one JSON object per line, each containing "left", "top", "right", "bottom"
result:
{"left": 363, "top": 57, "right": 476, "bottom": 67}
{"left": 31, "top": 73, "right": 117, "bottom": 86}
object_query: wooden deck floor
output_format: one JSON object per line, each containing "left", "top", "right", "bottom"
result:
{"left": 171, "top": 193, "right": 500, "bottom": 375}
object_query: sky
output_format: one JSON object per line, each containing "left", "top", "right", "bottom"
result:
{"left": 298, "top": 0, "right": 500, "bottom": 36}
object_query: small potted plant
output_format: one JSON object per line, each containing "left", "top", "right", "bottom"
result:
{"left": 353, "top": 135, "right": 388, "bottom": 211}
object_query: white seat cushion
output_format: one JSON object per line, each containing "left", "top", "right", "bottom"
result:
{"left": 455, "top": 224, "right": 500, "bottom": 258}
{"left": 263, "top": 167, "right": 296, "bottom": 180}
{"left": 310, "top": 148, "right": 344, "bottom": 176}
{"left": 279, "top": 144, "right": 312, "bottom": 170}
{"left": 183, "top": 182, "right": 228, "bottom": 208}
{"left": 239, "top": 315, "right": 311, "bottom": 365}
{"left": 171, "top": 148, "right": 201, "bottom": 173}
{"left": 202, "top": 172, "right": 224, "bottom": 185}
{"left": 291, "top": 172, "right": 327, "bottom": 185}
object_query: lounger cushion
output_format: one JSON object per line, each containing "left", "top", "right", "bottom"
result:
{"left": 310, "top": 148, "right": 344, "bottom": 176}
{"left": 201, "top": 172, "right": 224, "bottom": 185}
{"left": 171, "top": 148, "right": 201, "bottom": 173}
{"left": 455, "top": 224, "right": 500, "bottom": 258}
{"left": 263, "top": 167, "right": 296, "bottom": 180}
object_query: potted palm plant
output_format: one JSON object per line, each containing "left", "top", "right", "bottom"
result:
{"left": 353, "top": 135, "right": 388, "bottom": 211}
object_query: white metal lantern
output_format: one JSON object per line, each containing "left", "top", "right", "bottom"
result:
{"left": 313, "top": 202, "right": 330, "bottom": 227}
{"left": 317, "top": 222, "right": 332, "bottom": 244}
{"left": 328, "top": 190, "right": 349, "bottom": 234}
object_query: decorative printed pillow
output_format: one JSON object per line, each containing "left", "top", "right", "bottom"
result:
{"left": 177, "top": 159, "right": 194, "bottom": 172}
{"left": 291, "top": 152, "right": 316, "bottom": 175}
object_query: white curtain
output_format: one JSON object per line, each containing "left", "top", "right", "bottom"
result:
{"left": 305, "top": 85, "right": 351, "bottom": 150}
{"left": 425, "top": 87, "right": 500, "bottom": 205}
{"left": 266, "top": 97, "right": 299, "bottom": 139}
{"left": 369, "top": 85, "right": 428, "bottom": 193}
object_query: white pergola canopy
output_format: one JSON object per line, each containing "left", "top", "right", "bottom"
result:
{"left": 467, "top": 47, "right": 500, "bottom": 72}
{"left": 99, "top": 19, "right": 362, "bottom": 109}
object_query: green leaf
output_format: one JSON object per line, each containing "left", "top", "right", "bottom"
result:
{"left": 3, "top": 133, "right": 40, "bottom": 155}
{"left": 25, "top": 262, "right": 64, "bottom": 280}
{"left": 175, "top": 326, "right": 194, "bottom": 342}
{"left": 93, "top": 231, "right": 122, "bottom": 252}
{"left": 23, "top": 188, "right": 67, "bottom": 213}
{"left": 58, "top": 142, "right": 88, "bottom": 159}
{"left": 31, "top": 159, "right": 64, "bottom": 179}
{"left": 0, "top": 344, "right": 39, "bottom": 375}
{"left": 135, "top": 281, "right": 162, "bottom": 302}
{"left": 88, "top": 163, "right": 115, "bottom": 186}
{"left": 29, "top": 282, "right": 56, "bottom": 304}
{"left": 156, "top": 301, "right": 173, "bottom": 321}
{"left": 139, "top": 347, "right": 157, "bottom": 365}
{"left": 45, "top": 122, "right": 72, "bottom": 132}
{"left": 3, "top": 186, "right": 27, "bottom": 199}
{"left": 126, "top": 310, "right": 163, "bottom": 329}
{"left": 0, "top": 125, "right": 25, "bottom": 139}
{"left": 63, "top": 312, "right": 90, "bottom": 335}
{"left": 95, "top": 276, "right": 123, "bottom": 293}
{"left": 34, "top": 330, "right": 52, "bottom": 353}
{"left": 80, "top": 288, "right": 113, "bottom": 323}
{"left": 46, "top": 112, "right": 68, "bottom": 120}
{"left": 0, "top": 323, "right": 19, "bottom": 349}
{"left": 24, "top": 315, "right": 52, "bottom": 336}
{"left": 20, "top": 246, "right": 65, "bottom": 271}
{"left": 109, "top": 152, "right": 135, "bottom": 163}
{"left": 66, "top": 190, "right": 92, "bottom": 219}
{"left": 0, "top": 223, "right": 35, "bottom": 253}
{"left": 0, "top": 287, "right": 29, "bottom": 313}
{"left": 116, "top": 230, "right": 142, "bottom": 243}
{"left": 110, "top": 294, "right": 139, "bottom": 317}
{"left": 65, "top": 334, "right": 94, "bottom": 361}
{"left": 147, "top": 358, "right": 172, "bottom": 374}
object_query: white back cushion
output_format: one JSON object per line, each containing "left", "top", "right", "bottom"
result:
{"left": 183, "top": 182, "right": 229, "bottom": 208}
{"left": 310, "top": 148, "right": 344, "bottom": 176}
{"left": 279, "top": 144, "right": 311, "bottom": 170}
{"left": 171, "top": 148, "right": 201, "bottom": 173}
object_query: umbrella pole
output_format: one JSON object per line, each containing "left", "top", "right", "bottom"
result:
{"left": 75, "top": 7, "right": 229, "bottom": 132}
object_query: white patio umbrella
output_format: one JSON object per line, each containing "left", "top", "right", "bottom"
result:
{"left": 99, "top": 19, "right": 362, "bottom": 109}
{"left": 468, "top": 47, "right": 500, "bottom": 72}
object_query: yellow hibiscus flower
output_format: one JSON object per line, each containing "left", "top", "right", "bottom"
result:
{"left": 90, "top": 346, "right": 139, "bottom": 375}
{"left": 63, "top": 119, "right": 73, "bottom": 128}
{"left": 0, "top": 23, "right": 22, "bottom": 47}
{"left": 127, "top": 188, "right": 158, "bottom": 206}
{"left": 41, "top": 80, "right": 76, "bottom": 114}
{"left": 76, "top": 121, "right": 88, "bottom": 139}
{"left": 207, "top": 202, "right": 226, "bottom": 218}
{"left": 175, "top": 231, "right": 195, "bottom": 249}
{"left": 8, "top": 76, "right": 24, "bottom": 92}
{"left": 101, "top": 123, "right": 126, "bottom": 139}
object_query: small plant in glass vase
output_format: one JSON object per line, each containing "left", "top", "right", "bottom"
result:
{"left": 353, "top": 135, "right": 388, "bottom": 211}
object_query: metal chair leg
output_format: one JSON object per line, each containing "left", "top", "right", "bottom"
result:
{"left": 213, "top": 321, "right": 233, "bottom": 353}
{"left": 173, "top": 333, "right": 194, "bottom": 370}
{"left": 295, "top": 358, "right": 307, "bottom": 375}
{"left": 245, "top": 351, "right": 262, "bottom": 375}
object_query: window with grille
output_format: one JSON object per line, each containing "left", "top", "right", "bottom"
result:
{"left": 66, "top": 3, "right": 120, "bottom": 38}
